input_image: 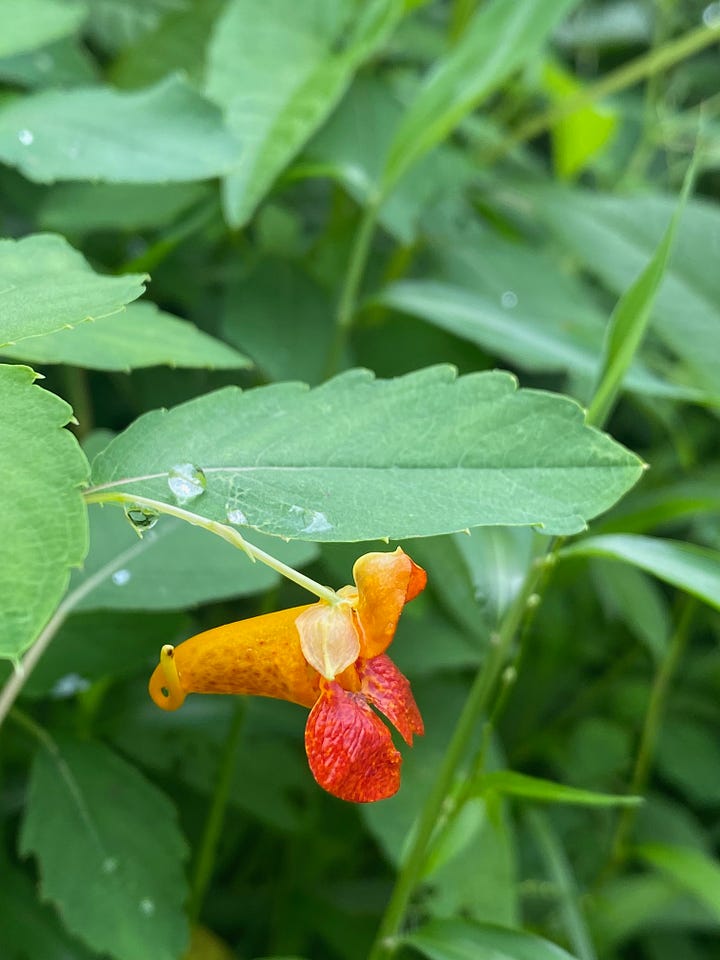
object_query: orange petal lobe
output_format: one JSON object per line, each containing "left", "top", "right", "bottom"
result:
{"left": 305, "top": 681, "right": 402, "bottom": 803}
{"left": 353, "top": 548, "right": 427, "bottom": 658}
{"left": 359, "top": 654, "right": 424, "bottom": 745}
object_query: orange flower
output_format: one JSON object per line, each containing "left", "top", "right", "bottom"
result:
{"left": 148, "top": 548, "right": 426, "bottom": 802}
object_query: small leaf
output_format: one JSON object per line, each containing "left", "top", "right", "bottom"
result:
{"left": 561, "top": 535, "right": 720, "bottom": 611}
{"left": 402, "top": 919, "right": 579, "bottom": 960}
{"left": 0, "top": 0, "right": 87, "bottom": 59}
{"left": 478, "top": 771, "right": 642, "bottom": 807}
{"left": 382, "top": 0, "right": 580, "bottom": 191}
{"left": 637, "top": 844, "right": 720, "bottom": 921}
{"left": 0, "top": 75, "right": 242, "bottom": 184}
{"left": 0, "top": 364, "right": 89, "bottom": 660}
{"left": 206, "top": 0, "right": 402, "bottom": 226}
{"left": 2, "top": 301, "right": 252, "bottom": 371}
{"left": 0, "top": 234, "right": 146, "bottom": 347}
{"left": 543, "top": 60, "right": 617, "bottom": 180}
{"left": 88, "top": 367, "right": 644, "bottom": 541}
{"left": 19, "top": 737, "right": 190, "bottom": 960}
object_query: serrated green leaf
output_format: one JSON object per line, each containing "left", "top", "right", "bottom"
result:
{"left": 205, "top": 0, "right": 402, "bottom": 226}
{"left": 0, "top": 365, "right": 89, "bottom": 660}
{"left": 0, "top": 0, "right": 87, "bottom": 59}
{"left": 88, "top": 367, "right": 643, "bottom": 541}
{"left": 0, "top": 234, "right": 146, "bottom": 347}
{"left": 561, "top": 535, "right": 720, "bottom": 611}
{"left": 381, "top": 0, "right": 580, "bottom": 191}
{"left": 0, "top": 75, "right": 242, "bottom": 184}
{"left": 19, "top": 737, "right": 189, "bottom": 960}
{"left": 479, "top": 771, "right": 641, "bottom": 807}
{"left": 402, "top": 919, "right": 579, "bottom": 960}
{"left": 637, "top": 844, "right": 720, "bottom": 921}
{"left": 72, "top": 502, "right": 318, "bottom": 611}
{"left": 2, "top": 301, "right": 252, "bottom": 371}
{"left": 0, "top": 866, "right": 97, "bottom": 960}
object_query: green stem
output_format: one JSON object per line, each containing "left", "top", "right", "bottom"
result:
{"left": 489, "top": 21, "right": 720, "bottom": 162}
{"left": 189, "top": 701, "right": 246, "bottom": 923}
{"left": 527, "top": 809, "right": 597, "bottom": 960}
{"left": 610, "top": 597, "right": 696, "bottom": 863}
{"left": 367, "top": 555, "right": 548, "bottom": 960}
{"left": 0, "top": 543, "right": 149, "bottom": 729}
{"left": 326, "top": 200, "right": 381, "bottom": 377}
{"left": 82, "top": 491, "right": 340, "bottom": 606}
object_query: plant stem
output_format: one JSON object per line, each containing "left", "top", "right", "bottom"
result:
{"left": 0, "top": 546, "right": 146, "bottom": 729}
{"left": 367, "top": 555, "right": 547, "bottom": 960}
{"left": 610, "top": 597, "right": 696, "bottom": 864}
{"left": 489, "top": 21, "right": 720, "bottom": 163}
{"left": 326, "top": 200, "right": 381, "bottom": 377}
{"left": 82, "top": 491, "right": 340, "bottom": 606}
{"left": 189, "top": 701, "right": 246, "bottom": 924}
{"left": 527, "top": 809, "right": 597, "bottom": 960}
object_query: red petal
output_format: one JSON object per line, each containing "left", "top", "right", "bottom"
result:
{"left": 305, "top": 682, "right": 402, "bottom": 803}
{"left": 359, "top": 654, "right": 424, "bottom": 745}
{"left": 352, "top": 549, "right": 427, "bottom": 658}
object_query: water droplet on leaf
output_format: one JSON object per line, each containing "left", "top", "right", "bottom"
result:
{"left": 167, "top": 463, "right": 206, "bottom": 504}
{"left": 703, "top": 1, "right": 720, "bottom": 26}
{"left": 112, "top": 569, "right": 131, "bottom": 586}
{"left": 288, "top": 504, "right": 332, "bottom": 535}
{"left": 17, "top": 129, "right": 33, "bottom": 145}
{"left": 501, "top": 290, "right": 518, "bottom": 309}
{"left": 102, "top": 857, "right": 118, "bottom": 874}
{"left": 139, "top": 898, "right": 155, "bottom": 916}
{"left": 226, "top": 506, "right": 247, "bottom": 525}
{"left": 124, "top": 503, "right": 159, "bottom": 534}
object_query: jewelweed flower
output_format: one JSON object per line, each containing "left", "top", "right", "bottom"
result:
{"left": 148, "top": 548, "right": 426, "bottom": 802}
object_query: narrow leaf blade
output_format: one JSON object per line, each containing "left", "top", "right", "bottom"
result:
{"left": 403, "top": 919, "right": 579, "bottom": 960}
{"left": 561, "top": 535, "right": 720, "bottom": 611}
{"left": 382, "top": 0, "right": 579, "bottom": 190}
{"left": 479, "top": 771, "right": 642, "bottom": 807}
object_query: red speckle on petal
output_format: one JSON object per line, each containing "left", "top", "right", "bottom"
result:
{"left": 305, "top": 682, "right": 401, "bottom": 803}
{"left": 359, "top": 654, "right": 424, "bottom": 745}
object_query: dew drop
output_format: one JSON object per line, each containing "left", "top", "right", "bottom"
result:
{"left": 703, "top": 1, "right": 720, "bottom": 26}
{"left": 288, "top": 504, "right": 332, "bottom": 535}
{"left": 226, "top": 506, "right": 247, "bottom": 525}
{"left": 112, "top": 568, "right": 131, "bottom": 586}
{"left": 102, "top": 857, "right": 118, "bottom": 875}
{"left": 124, "top": 503, "right": 159, "bottom": 534}
{"left": 17, "top": 129, "right": 34, "bottom": 146}
{"left": 51, "top": 673, "right": 90, "bottom": 698}
{"left": 501, "top": 290, "right": 518, "bottom": 309}
{"left": 167, "top": 463, "right": 206, "bottom": 505}
{"left": 139, "top": 898, "right": 155, "bottom": 916}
